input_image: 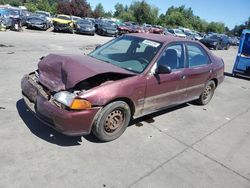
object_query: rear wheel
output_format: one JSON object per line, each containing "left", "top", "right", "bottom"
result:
{"left": 195, "top": 80, "right": 215, "bottom": 105}
{"left": 93, "top": 101, "right": 131, "bottom": 141}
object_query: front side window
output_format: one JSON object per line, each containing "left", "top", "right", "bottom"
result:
{"left": 89, "top": 35, "right": 162, "bottom": 73}
{"left": 187, "top": 44, "right": 209, "bottom": 67}
{"left": 157, "top": 44, "right": 184, "bottom": 70}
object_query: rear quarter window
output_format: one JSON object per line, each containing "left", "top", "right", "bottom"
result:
{"left": 187, "top": 44, "right": 209, "bottom": 67}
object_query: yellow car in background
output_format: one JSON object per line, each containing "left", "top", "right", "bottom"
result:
{"left": 53, "top": 14, "right": 74, "bottom": 33}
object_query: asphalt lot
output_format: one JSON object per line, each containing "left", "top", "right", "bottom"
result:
{"left": 0, "top": 30, "right": 250, "bottom": 188}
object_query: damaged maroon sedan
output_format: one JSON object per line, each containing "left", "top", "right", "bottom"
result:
{"left": 21, "top": 33, "right": 224, "bottom": 141}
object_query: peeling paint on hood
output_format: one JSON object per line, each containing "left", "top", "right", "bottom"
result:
{"left": 38, "top": 54, "right": 134, "bottom": 92}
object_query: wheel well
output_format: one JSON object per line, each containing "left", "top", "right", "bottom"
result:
{"left": 211, "top": 78, "right": 218, "bottom": 88}
{"left": 106, "top": 98, "right": 135, "bottom": 116}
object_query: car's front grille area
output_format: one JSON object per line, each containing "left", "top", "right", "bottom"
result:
{"left": 28, "top": 72, "right": 51, "bottom": 100}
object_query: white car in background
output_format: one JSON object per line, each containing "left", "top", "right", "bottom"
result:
{"left": 168, "top": 29, "right": 187, "bottom": 38}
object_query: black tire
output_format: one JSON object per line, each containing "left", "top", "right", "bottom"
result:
{"left": 195, "top": 80, "right": 216, "bottom": 105}
{"left": 93, "top": 101, "right": 131, "bottom": 142}
{"left": 214, "top": 44, "right": 219, "bottom": 50}
{"left": 225, "top": 44, "right": 230, "bottom": 50}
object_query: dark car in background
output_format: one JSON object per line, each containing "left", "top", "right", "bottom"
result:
{"left": 200, "top": 34, "right": 230, "bottom": 50}
{"left": 8, "top": 7, "right": 28, "bottom": 26}
{"left": 26, "top": 15, "right": 50, "bottom": 30}
{"left": 97, "top": 21, "right": 118, "bottom": 36}
{"left": 0, "top": 7, "right": 12, "bottom": 28}
{"left": 229, "top": 36, "right": 240, "bottom": 46}
{"left": 21, "top": 33, "right": 224, "bottom": 141}
{"left": 34, "top": 10, "right": 52, "bottom": 28}
{"left": 75, "top": 19, "right": 95, "bottom": 35}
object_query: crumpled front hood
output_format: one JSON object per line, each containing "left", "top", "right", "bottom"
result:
{"left": 38, "top": 54, "right": 133, "bottom": 92}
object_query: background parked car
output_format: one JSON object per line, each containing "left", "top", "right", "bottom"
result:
{"left": 0, "top": 7, "right": 12, "bottom": 28}
{"left": 150, "top": 25, "right": 164, "bottom": 34}
{"left": 97, "top": 21, "right": 118, "bottom": 36}
{"left": 168, "top": 29, "right": 187, "bottom": 38}
{"left": 130, "top": 25, "right": 145, "bottom": 33}
{"left": 75, "top": 19, "right": 95, "bottom": 35}
{"left": 0, "top": 16, "right": 6, "bottom": 31}
{"left": 163, "top": 28, "right": 173, "bottom": 36}
{"left": 35, "top": 10, "right": 52, "bottom": 28}
{"left": 200, "top": 34, "right": 230, "bottom": 50}
{"left": 117, "top": 23, "right": 132, "bottom": 35}
{"left": 53, "top": 14, "right": 74, "bottom": 33}
{"left": 229, "top": 36, "right": 240, "bottom": 46}
{"left": 26, "top": 14, "right": 50, "bottom": 30}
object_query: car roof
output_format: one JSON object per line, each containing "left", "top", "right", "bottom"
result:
{"left": 126, "top": 33, "right": 191, "bottom": 44}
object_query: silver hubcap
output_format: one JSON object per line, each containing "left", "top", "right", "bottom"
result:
{"left": 104, "top": 110, "right": 124, "bottom": 133}
{"left": 202, "top": 85, "right": 212, "bottom": 101}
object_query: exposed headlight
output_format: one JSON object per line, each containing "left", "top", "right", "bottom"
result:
{"left": 53, "top": 91, "right": 91, "bottom": 110}
{"left": 54, "top": 91, "right": 75, "bottom": 107}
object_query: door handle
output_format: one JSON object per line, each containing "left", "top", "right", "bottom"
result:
{"left": 180, "top": 75, "right": 186, "bottom": 80}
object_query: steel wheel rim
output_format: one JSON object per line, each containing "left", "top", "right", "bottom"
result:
{"left": 104, "top": 109, "right": 125, "bottom": 134}
{"left": 202, "top": 85, "right": 213, "bottom": 102}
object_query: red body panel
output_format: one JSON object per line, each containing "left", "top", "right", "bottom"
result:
{"left": 21, "top": 34, "right": 224, "bottom": 136}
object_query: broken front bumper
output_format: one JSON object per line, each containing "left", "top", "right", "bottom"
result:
{"left": 21, "top": 74, "right": 101, "bottom": 136}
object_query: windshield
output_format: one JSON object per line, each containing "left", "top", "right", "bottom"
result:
{"left": 9, "top": 9, "right": 20, "bottom": 16}
{"left": 77, "top": 20, "right": 93, "bottom": 25}
{"left": 57, "top": 15, "right": 71, "bottom": 20}
{"left": 89, "top": 35, "right": 162, "bottom": 73}
{"left": 36, "top": 11, "right": 50, "bottom": 17}
{"left": 208, "top": 35, "right": 219, "bottom": 39}
{"left": 102, "top": 22, "right": 117, "bottom": 28}
{"left": 175, "top": 29, "right": 184, "bottom": 34}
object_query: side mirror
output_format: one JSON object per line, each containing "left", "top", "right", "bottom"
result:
{"left": 95, "top": 44, "right": 101, "bottom": 49}
{"left": 155, "top": 64, "right": 172, "bottom": 74}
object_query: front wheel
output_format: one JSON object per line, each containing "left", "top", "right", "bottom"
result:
{"left": 225, "top": 44, "right": 230, "bottom": 50}
{"left": 93, "top": 101, "right": 131, "bottom": 141}
{"left": 195, "top": 80, "right": 215, "bottom": 105}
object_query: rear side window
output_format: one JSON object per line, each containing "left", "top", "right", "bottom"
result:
{"left": 187, "top": 44, "right": 209, "bottom": 67}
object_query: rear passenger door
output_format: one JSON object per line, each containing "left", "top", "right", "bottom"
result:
{"left": 184, "top": 43, "right": 213, "bottom": 101}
